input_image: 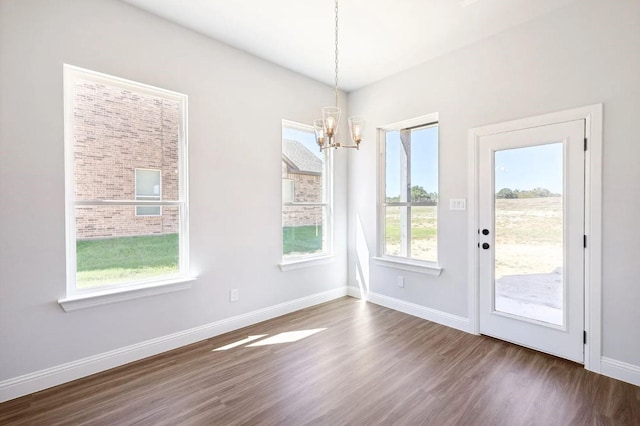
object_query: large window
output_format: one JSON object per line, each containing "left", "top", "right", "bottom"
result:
{"left": 379, "top": 114, "right": 438, "bottom": 263}
{"left": 281, "top": 120, "right": 332, "bottom": 261}
{"left": 63, "top": 65, "right": 189, "bottom": 297}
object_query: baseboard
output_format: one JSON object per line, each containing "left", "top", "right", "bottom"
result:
{"left": 347, "top": 285, "right": 471, "bottom": 333}
{"left": 601, "top": 357, "right": 640, "bottom": 387}
{"left": 0, "top": 287, "right": 347, "bottom": 403}
{"left": 346, "top": 285, "right": 362, "bottom": 299}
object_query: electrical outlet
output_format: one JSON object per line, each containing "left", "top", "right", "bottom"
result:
{"left": 397, "top": 276, "right": 405, "bottom": 288}
{"left": 230, "top": 288, "right": 239, "bottom": 302}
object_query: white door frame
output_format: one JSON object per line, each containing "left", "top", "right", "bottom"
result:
{"left": 467, "top": 104, "right": 603, "bottom": 372}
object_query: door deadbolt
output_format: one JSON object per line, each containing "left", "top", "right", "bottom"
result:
{"left": 482, "top": 229, "right": 490, "bottom": 235}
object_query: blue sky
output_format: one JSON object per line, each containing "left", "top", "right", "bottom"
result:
{"left": 386, "top": 126, "right": 438, "bottom": 198}
{"left": 494, "top": 143, "right": 563, "bottom": 194}
{"left": 282, "top": 126, "right": 323, "bottom": 159}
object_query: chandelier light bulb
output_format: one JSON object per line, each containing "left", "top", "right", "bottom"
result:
{"left": 322, "top": 106, "right": 341, "bottom": 138}
{"left": 313, "top": 119, "right": 326, "bottom": 148}
{"left": 348, "top": 115, "right": 365, "bottom": 147}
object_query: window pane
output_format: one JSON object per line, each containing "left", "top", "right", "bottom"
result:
{"left": 381, "top": 118, "right": 438, "bottom": 263}
{"left": 75, "top": 205, "right": 180, "bottom": 289}
{"left": 410, "top": 126, "right": 438, "bottom": 204}
{"left": 282, "top": 179, "right": 294, "bottom": 203}
{"left": 411, "top": 206, "right": 437, "bottom": 261}
{"left": 136, "top": 206, "right": 161, "bottom": 216}
{"left": 286, "top": 173, "right": 323, "bottom": 203}
{"left": 282, "top": 206, "right": 326, "bottom": 257}
{"left": 282, "top": 121, "right": 330, "bottom": 259}
{"left": 136, "top": 169, "right": 161, "bottom": 197}
{"left": 494, "top": 143, "right": 564, "bottom": 325}
{"left": 73, "top": 78, "right": 180, "bottom": 201}
{"left": 282, "top": 135, "right": 324, "bottom": 202}
{"left": 66, "top": 66, "right": 188, "bottom": 295}
{"left": 384, "top": 206, "right": 407, "bottom": 257}
{"left": 385, "top": 130, "right": 407, "bottom": 203}
{"left": 282, "top": 127, "right": 324, "bottom": 172}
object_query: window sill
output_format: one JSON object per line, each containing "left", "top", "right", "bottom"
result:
{"left": 279, "top": 255, "right": 335, "bottom": 272}
{"left": 58, "top": 276, "right": 196, "bottom": 312}
{"left": 372, "top": 257, "right": 443, "bottom": 276}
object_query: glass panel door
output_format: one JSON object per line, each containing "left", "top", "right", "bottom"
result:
{"left": 477, "top": 118, "right": 585, "bottom": 363}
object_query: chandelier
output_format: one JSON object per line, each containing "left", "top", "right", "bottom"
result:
{"left": 314, "top": 0, "right": 365, "bottom": 151}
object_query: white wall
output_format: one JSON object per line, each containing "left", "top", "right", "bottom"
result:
{"left": 347, "top": 0, "right": 640, "bottom": 368}
{"left": 0, "top": 0, "right": 348, "bottom": 385}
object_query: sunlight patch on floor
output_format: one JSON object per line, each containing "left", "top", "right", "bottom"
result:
{"left": 213, "top": 335, "right": 268, "bottom": 351}
{"left": 246, "top": 328, "right": 327, "bottom": 347}
{"left": 212, "top": 328, "right": 327, "bottom": 351}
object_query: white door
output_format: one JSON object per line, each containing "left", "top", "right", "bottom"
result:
{"left": 478, "top": 119, "right": 585, "bottom": 363}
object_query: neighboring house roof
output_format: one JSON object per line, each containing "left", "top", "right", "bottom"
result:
{"left": 282, "top": 139, "right": 322, "bottom": 175}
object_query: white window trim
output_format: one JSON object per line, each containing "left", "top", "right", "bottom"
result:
{"left": 61, "top": 64, "right": 193, "bottom": 308}
{"left": 279, "top": 255, "right": 336, "bottom": 272}
{"left": 377, "top": 113, "right": 441, "bottom": 269}
{"left": 59, "top": 277, "right": 195, "bottom": 312}
{"left": 372, "top": 256, "right": 443, "bottom": 276}
{"left": 135, "top": 168, "right": 162, "bottom": 217}
{"left": 281, "top": 119, "right": 334, "bottom": 268}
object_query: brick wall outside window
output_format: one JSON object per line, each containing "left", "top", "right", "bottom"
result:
{"left": 281, "top": 161, "right": 323, "bottom": 227}
{"left": 73, "top": 78, "right": 180, "bottom": 239}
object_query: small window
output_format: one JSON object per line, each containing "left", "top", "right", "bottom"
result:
{"left": 281, "top": 120, "right": 332, "bottom": 260}
{"left": 282, "top": 178, "right": 294, "bottom": 204}
{"left": 379, "top": 114, "right": 439, "bottom": 263}
{"left": 64, "top": 65, "right": 189, "bottom": 295}
{"left": 135, "top": 169, "right": 161, "bottom": 216}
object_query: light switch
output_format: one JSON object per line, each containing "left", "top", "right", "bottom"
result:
{"left": 449, "top": 198, "right": 466, "bottom": 210}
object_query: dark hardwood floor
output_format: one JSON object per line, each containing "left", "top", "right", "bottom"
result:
{"left": 1, "top": 297, "right": 638, "bottom": 425}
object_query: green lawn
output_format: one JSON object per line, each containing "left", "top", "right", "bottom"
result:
{"left": 283, "top": 225, "right": 323, "bottom": 255}
{"left": 76, "top": 233, "right": 179, "bottom": 288}
{"left": 78, "top": 227, "right": 323, "bottom": 288}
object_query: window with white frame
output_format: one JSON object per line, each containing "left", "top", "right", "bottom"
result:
{"left": 64, "top": 65, "right": 189, "bottom": 295}
{"left": 380, "top": 114, "right": 439, "bottom": 263}
{"left": 135, "top": 169, "right": 162, "bottom": 216}
{"left": 281, "top": 178, "right": 294, "bottom": 204}
{"left": 281, "top": 120, "right": 332, "bottom": 260}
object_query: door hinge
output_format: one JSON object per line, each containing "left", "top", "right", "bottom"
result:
{"left": 584, "top": 330, "right": 587, "bottom": 344}
{"left": 584, "top": 137, "right": 588, "bottom": 151}
{"left": 583, "top": 235, "right": 587, "bottom": 248}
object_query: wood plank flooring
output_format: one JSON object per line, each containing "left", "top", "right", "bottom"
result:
{"left": 1, "top": 297, "right": 638, "bottom": 425}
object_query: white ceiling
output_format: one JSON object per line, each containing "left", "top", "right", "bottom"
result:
{"left": 120, "top": 0, "right": 579, "bottom": 91}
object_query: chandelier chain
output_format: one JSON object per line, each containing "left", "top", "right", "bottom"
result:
{"left": 334, "top": 0, "right": 339, "bottom": 108}
{"left": 316, "top": 0, "right": 363, "bottom": 152}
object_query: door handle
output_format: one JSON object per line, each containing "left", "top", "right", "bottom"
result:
{"left": 482, "top": 243, "right": 490, "bottom": 249}
{"left": 482, "top": 229, "right": 490, "bottom": 235}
